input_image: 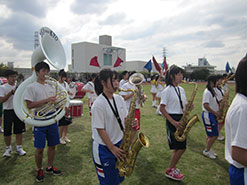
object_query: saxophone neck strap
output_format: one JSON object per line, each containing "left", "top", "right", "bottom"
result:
{"left": 102, "top": 93, "right": 124, "bottom": 132}
{"left": 172, "top": 85, "right": 184, "bottom": 112}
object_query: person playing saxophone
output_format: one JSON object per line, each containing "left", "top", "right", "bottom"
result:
{"left": 91, "top": 69, "right": 137, "bottom": 185}
{"left": 160, "top": 65, "right": 188, "bottom": 181}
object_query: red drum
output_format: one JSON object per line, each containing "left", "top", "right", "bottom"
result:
{"left": 69, "top": 100, "right": 83, "bottom": 117}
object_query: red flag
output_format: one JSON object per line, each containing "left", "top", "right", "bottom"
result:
{"left": 113, "top": 57, "right": 124, "bottom": 67}
{"left": 162, "top": 56, "right": 168, "bottom": 71}
{"left": 90, "top": 56, "right": 100, "bottom": 67}
{"left": 152, "top": 56, "right": 161, "bottom": 73}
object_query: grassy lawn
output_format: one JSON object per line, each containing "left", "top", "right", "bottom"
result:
{"left": 0, "top": 83, "right": 235, "bottom": 185}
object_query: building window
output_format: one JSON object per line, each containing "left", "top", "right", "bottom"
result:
{"left": 104, "top": 54, "right": 112, "bottom": 66}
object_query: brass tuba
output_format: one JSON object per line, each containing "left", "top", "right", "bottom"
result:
{"left": 174, "top": 81, "right": 199, "bottom": 142}
{"left": 13, "top": 27, "right": 69, "bottom": 127}
{"left": 116, "top": 73, "right": 149, "bottom": 177}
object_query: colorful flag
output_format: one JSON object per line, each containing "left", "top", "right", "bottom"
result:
{"left": 152, "top": 56, "right": 161, "bottom": 73}
{"left": 144, "top": 60, "right": 152, "bottom": 72}
{"left": 225, "top": 61, "right": 232, "bottom": 73}
{"left": 90, "top": 56, "right": 100, "bottom": 68}
{"left": 113, "top": 57, "right": 124, "bottom": 67}
{"left": 162, "top": 56, "right": 168, "bottom": 71}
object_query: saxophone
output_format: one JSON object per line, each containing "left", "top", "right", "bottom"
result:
{"left": 217, "top": 88, "right": 230, "bottom": 123}
{"left": 116, "top": 73, "right": 150, "bottom": 177}
{"left": 174, "top": 81, "right": 199, "bottom": 142}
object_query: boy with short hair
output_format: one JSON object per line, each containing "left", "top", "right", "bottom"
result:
{"left": 24, "top": 61, "right": 62, "bottom": 183}
{"left": 0, "top": 69, "right": 26, "bottom": 157}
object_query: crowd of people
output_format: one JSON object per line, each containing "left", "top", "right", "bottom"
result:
{"left": 0, "top": 54, "right": 246, "bottom": 184}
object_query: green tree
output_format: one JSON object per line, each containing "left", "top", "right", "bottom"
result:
{"left": 0, "top": 63, "right": 9, "bottom": 77}
{"left": 191, "top": 69, "right": 210, "bottom": 81}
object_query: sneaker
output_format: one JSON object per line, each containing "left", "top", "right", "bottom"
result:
{"left": 217, "top": 135, "right": 225, "bottom": 141}
{"left": 203, "top": 150, "right": 216, "bottom": 159}
{"left": 63, "top": 136, "right": 71, "bottom": 143}
{"left": 16, "top": 146, "right": 26, "bottom": 156}
{"left": 36, "top": 168, "right": 44, "bottom": 182}
{"left": 165, "top": 168, "right": 184, "bottom": 181}
{"left": 3, "top": 146, "right": 12, "bottom": 157}
{"left": 46, "top": 166, "right": 62, "bottom": 176}
{"left": 0, "top": 127, "right": 3, "bottom": 133}
{"left": 210, "top": 150, "right": 217, "bottom": 157}
{"left": 60, "top": 138, "right": 66, "bottom": 145}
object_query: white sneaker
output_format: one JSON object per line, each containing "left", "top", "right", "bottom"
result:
{"left": 210, "top": 150, "right": 217, "bottom": 157}
{"left": 63, "top": 136, "right": 71, "bottom": 143}
{"left": 60, "top": 138, "right": 66, "bottom": 145}
{"left": 3, "top": 146, "right": 12, "bottom": 157}
{"left": 0, "top": 127, "right": 3, "bottom": 133}
{"left": 16, "top": 146, "right": 26, "bottom": 156}
{"left": 203, "top": 150, "right": 216, "bottom": 159}
{"left": 217, "top": 135, "right": 225, "bottom": 141}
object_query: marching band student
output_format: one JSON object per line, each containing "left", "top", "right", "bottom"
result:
{"left": 119, "top": 72, "right": 147, "bottom": 142}
{"left": 215, "top": 75, "right": 225, "bottom": 141}
{"left": 0, "top": 69, "right": 26, "bottom": 157}
{"left": 160, "top": 65, "right": 187, "bottom": 181}
{"left": 24, "top": 61, "right": 62, "bottom": 183}
{"left": 58, "top": 69, "right": 72, "bottom": 144}
{"left": 150, "top": 74, "right": 158, "bottom": 107}
{"left": 119, "top": 70, "right": 129, "bottom": 88}
{"left": 225, "top": 54, "right": 247, "bottom": 185}
{"left": 155, "top": 73, "right": 164, "bottom": 115}
{"left": 202, "top": 75, "right": 221, "bottom": 159}
{"left": 82, "top": 73, "right": 97, "bottom": 116}
{"left": 91, "top": 69, "right": 137, "bottom": 185}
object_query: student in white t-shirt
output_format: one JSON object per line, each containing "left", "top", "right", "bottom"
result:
{"left": 58, "top": 69, "right": 72, "bottom": 145}
{"left": 202, "top": 75, "right": 221, "bottom": 160}
{"left": 160, "top": 65, "right": 187, "bottom": 181}
{"left": 150, "top": 74, "right": 158, "bottom": 107}
{"left": 82, "top": 73, "right": 97, "bottom": 116}
{"left": 225, "top": 55, "right": 247, "bottom": 185}
{"left": 119, "top": 70, "right": 129, "bottom": 88}
{"left": 214, "top": 75, "right": 226, "bottom": 141}
{"left": 91, "top": 69, "right": 137, "bottom": 185}
{"left": 24, "top": 61, "right": 62, "bottom": 183}
{"left": 155, "top": 73, "right": 164, "bottom": 115}
{"left": 0, "top": 69, "right": 26, "bottom": 157}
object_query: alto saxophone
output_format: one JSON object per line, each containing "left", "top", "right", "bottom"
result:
{"left": 217, "top": 88, "right": 230, "bottom": 123}
{"left": 174, "top": 81, "right": 199, "bottom": 142}
{"left": 116, "top": 73, "right": 149, "bottom": 177}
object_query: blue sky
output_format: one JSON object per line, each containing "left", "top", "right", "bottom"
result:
{"left": 0, "top": 0, "right": 246, "bottom": 70}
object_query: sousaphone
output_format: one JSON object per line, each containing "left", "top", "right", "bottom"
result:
{"left": 13, "top": 27, "right": 70, "bottom": 127}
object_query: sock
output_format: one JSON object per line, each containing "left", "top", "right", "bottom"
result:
{"left": 16, "top": 145, "right": 22, "bottom": 150}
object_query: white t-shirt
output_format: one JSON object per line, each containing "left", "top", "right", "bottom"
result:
{"left": 0, "top": 83, "right": 16, "bottom": 110}
{"left": 119, "top": 79, "right": 128, "bottom": 89}
{"left": 119, "top": 82, "right": 140, "bottom": 111}
{"left": 160, "top": 85, "right": 187, "bottom": 114}
{"left": 214, "top": 87, "right": 224, "bottom": 102}
{"left": 82, "top": 81, "right": 97, "bottom": 104}
{"left": 24, "top": 81, "right": 55, "bottom": 112}
{"left": 202, "top": 89, "right": 219, "bottom": 113}
{"left": 91, "top": 94, "right": 128, "bottom": 145}
{"left": 59, "top": 81, "right": 69, "bottom": 92}
{"left": 225, "top": 93, "right": 247, "bottom": 169}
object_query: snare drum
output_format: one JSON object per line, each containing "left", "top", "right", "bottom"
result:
{"left": 69, "top": 100, "right": 83, "bottom": 117}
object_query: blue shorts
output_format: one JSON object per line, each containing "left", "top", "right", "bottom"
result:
{"left": 229, "top": 164, "right": 247, "bottom": 185}
{"left": 33, "top": 123, "right": 60, "bottom": 149}
{"left": 202, "top": 111, "right": 218, "bottom": 137}
{"left": 92, "top": 140, "right": 124, "bottom": 185}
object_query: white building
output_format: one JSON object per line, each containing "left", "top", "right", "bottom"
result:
{"left": 183, "top": 57, "right": 216, "bottom": 74}
{"left": 71, "top": 35, "right": 126, "bottom": 73}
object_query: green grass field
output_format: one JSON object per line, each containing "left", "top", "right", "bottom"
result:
{"left": 0, "top": 83, "right": 235, "bottom": 185}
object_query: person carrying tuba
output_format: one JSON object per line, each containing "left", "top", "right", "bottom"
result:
{"left": 24, "top": 62, "right": 62, "bottom": 183}
{"left": 91, "top": 69, "right": 138, "bottom": 185}
{"left": 160, "top": 65, "right": 188, "bottom": 181}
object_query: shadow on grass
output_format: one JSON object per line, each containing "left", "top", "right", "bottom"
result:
{"left": 134, "top": 154, "right": 186, "bottom": 185}
{"left": 0, "top": 155, "right": 18, "bottom": 181}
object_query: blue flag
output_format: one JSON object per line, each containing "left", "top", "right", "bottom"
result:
{"left": 144, "top": 59, "right": 152, "bottom": 72}
{"left": 225, "top": 62, "right": 232, "bottom": 73}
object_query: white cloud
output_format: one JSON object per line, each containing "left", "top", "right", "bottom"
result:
{"left": 0, "top": 0, "right": 246, "bottom": 70}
